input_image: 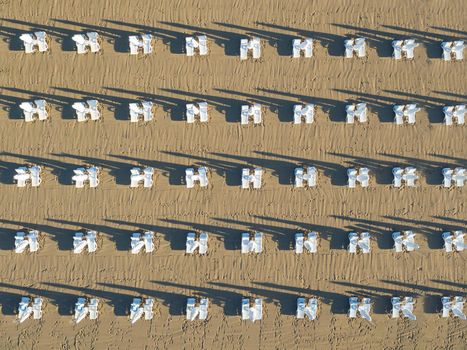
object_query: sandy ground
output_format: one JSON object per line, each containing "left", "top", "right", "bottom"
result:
{"left": 0, "top": 0, "right": 466, "bottom": 349}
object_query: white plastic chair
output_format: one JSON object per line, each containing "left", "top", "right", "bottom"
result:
{"left": 186, "top": 102, "right": 208, "bottom": 123}
{"left": 240, "top": 37, "right": 261, "bottom": 60}
{"left": 344, "top": 38, "right": 366, "bottom": 58}
{"left": 293, "top": 104, "right": 314, "bottom": 124}
{"left": 292, "top": 38, "right": 313, "bottom": 58}
{"left": 346, "top": 103, "right": 367, "bottom": 124}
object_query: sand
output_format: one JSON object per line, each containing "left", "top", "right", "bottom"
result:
{"left": 0, "top": 0, "right": 466, "bottom": 349}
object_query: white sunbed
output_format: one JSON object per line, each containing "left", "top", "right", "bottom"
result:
{"left": 186, "top": 297, "right": 209, "bottom": 321}
{"left": 443, "top": 105, "right": 466, "bottom": 126}
{"left": 393, "top": 231, "right": 420, "bottom": 252}
{"left": 296, "top": 297, "right": 318, "bottom": 320}
{"left": 442, "top": 296, "right": 466, "bottom": 320}
{"left": 72, "top": 32, "right": 101, "bottom": 54}
{"left": 129, "top": 101, "right": 154, "bottom": 122}
{"left": 293, "top": 104, "right": 314, "bottom": 124}
{"left": 186, "top": 35, "right": 208, "bottom": 56}
{"left": 241, "top": 168, "right": 263, "bottom": 189}
{"left": 348, "top": 232, "right": 371, "bottom": 254}
{"left": 348, "top": 168, "right": 369, "bottom": 188}
{"left": 241, "top": 104, "right": 262, "bottom": 125}
{"left": 74, "top": 297, "right": 99, "bottom": 323}
{"left": 402, "top": 167, "right": 418, "bottom": 187}
{"left": 131, "top": 231, "right": 154, "bottom": 254}
{"left": 19, "top": 31, "right": 48, "bottom": 53}
{"left": 20, "top": 100, "right": 48, "bottom": 122}
{"left": 292, "top": 38, "right": 313, "bottom": 58}
{"left": 295, "top": 232, "right": 318, "bottom": 254}
{"left": 242, "top": 298, "right": 262, "bottom": 322}
{"left": 295, "top": 166, "right": 317, "bottom": 188}
{"left": 129, "top": 34, "right": 153, "bottom": 55}
{"left": 14, "top": 165, "right": 42, "bottom": 187}
{"left": 72, "top": 100, "right": 101, "bottom": 122}
{"left": 442, "top": 231, "right": 464, "bottom": 253}
{"left": 240, "top": 37, "right": 261, "bottom": 60}
{"left": 186, "top": 232, "right": 208, "bottom": 255}
{"left": 441, "top": 41, "right": 464, "bottom": 61}
{"left": 185, "top": 167, "right": 209, "bottom": 188}
{"left": 346, "top": 103, "right": 367, "bottom": 124}
{"left": 394, "top": 104, "right": 420, "bottom": 125}
{"left": 241, "top": 232, "right": 263, "bottom": 254}
{"left": 186, "top": 102, "right": 208, "bottom": 123}
{"left": 73, "top": 231, "right": 97, "bottom": 254}
{"left": 18, "top": 297, "right": 42, "bottom": 323}
{"left": 15, "top": 230, "right": 40, "bottom": 253}
{"left": 344, "top": 38, "right": 366, "bottom": 58}
{"left": 130, "top": 167, "right": 154, "bottom": 188}
{"left": 392, "top": 39, "right": 419, "bottom": 59}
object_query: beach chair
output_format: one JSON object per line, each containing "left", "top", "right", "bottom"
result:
{"left": 129, "top": 298, "right": 153, "bottom": 324}
{"left": 443, "top": 105, "right": 466, "bottom": 126}
{"left": 295, "top": 166, "right": 317, "bottom": 188}
{"left": 442, "top": 231, "right": 464, "bottom": 253}
{"left": 296, "top": 297, "right": 318, "bottom": 320}
{"left": 295, "top": 232, "right": 318, "bottom": 254}
{"left": 15, "top": 230, "right": 40, "bottom": 253}
{"left": 443, "top": 167, "right": 466, "bottom": 188}
{"left": 241, "top": 168, "right": 263, "bottom": 189}
{"left": 344, "top": 38, "right": 366, "bottom": 58}
{"left": 129, "top": 34, "right": 153, "bottom": 55}
{"left": 185, "top": 167, "right": 209, "bottom": 188}
{"left": 186, "top": 35, "right": 208, "bottom": 56}
{"left": 186, "top": 232, "right": 208, "bottom": 255}
{"left": 346, "top": 103, "right": 367, "bottom": 124}
{"left": 14, "top": 165, "right": 42, "bottom": 187}
{"left": 130, "top": 231, "right": 154, "bottom": 254}
{"left": 186, "top": 102, "right": 208, "bottom": 123}
{"left": 129, "top": 101, "right": 154, "bottom": 122}
{"left": 130, "top": 167, "right": 154, "bottom": 188}
{"left": 73, "top": 230, "right": 97, "bottom": 254}
{"left": 391, "top": 296, "right": 416, "bottom": 320}
{"left": 72, "top": 100, "right": 101, "bottom": 122}
{"left": 241, "top": 104, "right": 262, "bottom": 125}
{"left": 392, "top": 231, "right": 420, "bottom": 253}
{"left": 441, "top": 41, "right": 464, "bottom": 61}
{"left": 347, "top": 168, "right": 369, "bottom": 188}
{"left": 20, "top": 100, "right": 48, "bottom": 122}
{"left": 72, "top": 166, "right": 100, "bottom": 188}
{"left": 242, "top": 298, "right": 262, "bottom": 322}
{"left": 292, "top": 38, "right": 313, "bottom": 58}
{"left": 392, "top": 39, "right": 419, "bottom": 59}
{"left": 241, "top": 232, "right": 263, "bottom": 254}
{"left": 186, "top": 297, "right": 209, "bottom": 321}
{"left": 293, "top": 104, "right": 315, "bottom": 124}
{"left": 442, "top": 296, "right": 466, "bottom": 320}
{"left": 349, "top": 297, "right": 372, "bottom": 321}
{"left": 19, "top": 32, "right": 48, "bottom": 53}
{"left": 72, "top": 32, "right": 101, "bottom": 54}
{"left": 74, "top": 297, "right": 99, "bottom": 323}
{"left": 240, "top": 37, "right": 261, "bottom": 60}
{"left": 348, "top": 232, "right": 371, "bottom": 254}
{"left": 18, "top": 296, "right": 43, "bottom": 323}
{"left": 394, "top": 167, "right": 418, "bottom": 188}
{"left": 393, "top": 104, "right": 420, "bottom": 125}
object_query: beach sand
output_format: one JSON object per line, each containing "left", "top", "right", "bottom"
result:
{"left": 0, "top": 0, "right": 466, "bottom": 349}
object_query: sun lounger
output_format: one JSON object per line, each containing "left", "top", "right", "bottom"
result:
{"left": 346, "top": 103, "right": 367, "bottom": 124}
{"left": 74, "top": 297, "right": 99, "bottom": 323}
{"left": 295, "top": 232, "right": 318, "bottom": 254}
{"left": 441, "top": 41, "right": 464, "bottom": 61}
{"left": 442, "top": 231, "right": 464, "bottom": 252}
{"left": 129, "top": 34, "right": 153, "bottom": 55}
{"left": 347, "top": 168, "right": 369, "bottom": 188}
{"left": 294, "top": 166, "right": 317, "bottom": 188}
{"left": 393, "top": 231, "right": 419, "bottom": 252}
{"left": 348, "top": 232, "right": 370, "bottom": 254}
{"left": 443, "top": 105, "right": 466, "bottom": 126}
{"left": 186, "top": 102, "right": 208, "bottom": 123}
{"left": 15, "top": 230, "right": 40, "bottom": 253}
{"left": 186, "top": 35, "right": 208, "bottom": 56}
{"left": 129, "top": 101, "right": 154, "bottom": 122}
{"left": 19, "top": 32, "right": 48, "bottom": 53}
{"left": 240, "top": 37, "right": 261, "bottom": 60}
{"left": 242, "top": 298, "right": 262, "bottom": 322}
{"left": 130, "top": 167, "right": 154, "bottom": 188}
{"left": 393, "top": 104, "right": 420, "bottom": 124}
{"left": 297, "top": 297, "right": 318, "bottom": 320}
{"left": 392, "top": 39, "right": 419, "bottom": 59}
{"left": 185, "top": 167, "right": 208, "bottom": 188}
{"left": 345, "top": 38, "right": 366, "bottom": 58}
{"left": 73, "top": 230, "right": 97, "bottom": 254}
{"left": 72, "top": 100, "right": 101, "bottom": 122}
{"left": 129, "top": 297, "right": 153, "bottom": 324}
{"left": 20, "top": 100, "right": 48, "bottom": 122}
{"left": 293, "top": 104, "right": 314, "bottom": 124}
{"left": 241, "top": 104, "right": 262, "bottom": 125}
{"left": 14, "top": 165, "right": 42, "bottom": 187}
{"left": 186, "top": 297, "right": 209, "bottom": 320}
{"left": 130, "top": 231, "right": 154, "bottom": 254}
{"left": 292, "top": 38, "right": 313, "bottom": 58}
{"left": 241, "top": 168, "right": 263, "bottom": 189}
{"left": 18, "top": 296, "right": 42, "bottom": 323}
{"left": 72, "top": 32, "right": 101, "bottom": 54}
{"left": 394, "top": 167, "right": 418, "bottom": 187}
{"left": 72, "top": 166, "right": 99, "bottom": 188}
{"left": 442, "top": 296, "right": 466, "bottom": 320}
{"left": 185, "top": 232, "right": 208, "bottom": 255}
{"left": 241, "top": 232, "right": 262, "bottom": 254}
